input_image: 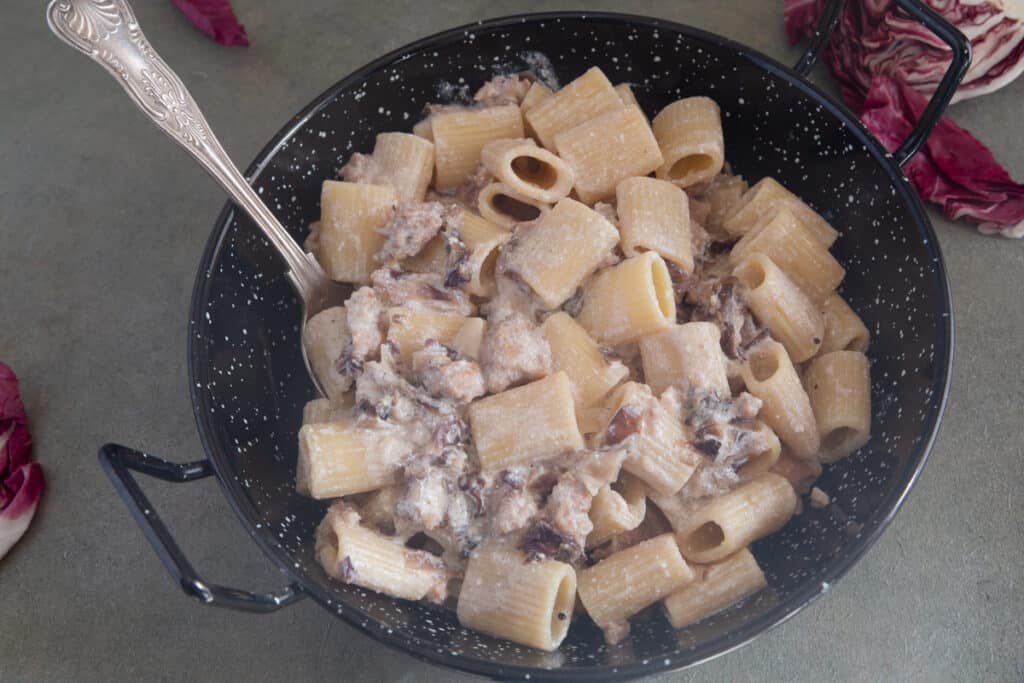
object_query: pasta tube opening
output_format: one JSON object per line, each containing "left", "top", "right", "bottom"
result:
{"left": 734, "top": 258, "right": 767, "bottom": 289}
{"left": 683, "top": 521, "right": 726, "bottom": 556}
{"left": 512, "top": 155, "right": 559, "bottom": 189}
{"left": 748, "top": 345, "right": 780, "bottom": 382}
{"left": 668, "top": 153, "right": 716, "bottom": 182}
{"left": 478, "top": 182, "right": 548, "bottom": 227}
{"left": 822, "top": 426, "right": 858, "bottom": 452}
{"left": 651, "top": 256, "right": 675, "bottom": 319}
{"left": 493, "top": 193, "right": 543, "bottom": 221}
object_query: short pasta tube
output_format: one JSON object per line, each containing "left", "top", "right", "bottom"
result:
{"left": 370, "top": 132, "right": 435, "bottom": 204}
{"left": 704, "top": 173, "right": 749, "bottom": 230}
{"left": 576, "top": 252, "right": 676, "bottom": 346}
{"left": 651, "top": 97, "right": 725, "bottom": 188}
{"left": 503, "top": 198, "right": 620, "bottom": 308}
{"left": 450, "top": 209, "right": 511, "bottom": 297}
{"left": 412, "top": 116, "right": 433, "bottom": 141}
{"left": 399, "top": 233, "right": 448, "bottom": 274}
{"left": 449, "top": 316, "right": 486, "bottom": 361}
{"left": 614, "top": 82, "right": 640, "bottom": 108}
{"left": 663, "top": 548, "right": 766, "bottom": 629}
{"left": 524, "top": 66, "right": 623, "bottom": 150}
{"left": 740, "top": 340, "right": 820, "bottom": 460}
{"left": 432, "top": 104, "right": 524, "bottom": 190}
{"left": 735, "top": 421, "right": 783, "bottom": 481}
{"left": 802, "top": 350, "right": 871, "bottom": 463}
{"left": 638, "top": 322, "right": 730, "bottom": 397}
{"left": 722, "top": 176, "right": 838, "bottom": 246}
{"left": 541, "top": 312, "right": 629, "bottom": 410}
{"left": 468, "top": 372, "right": 583, "bottom": 470}
{"left": 587, "top": 474, "right": 648, "bottom": 548}
{"left": 386, "top": 308, "right": 477, "bottom": 366}
{"left": 302, "top": 397, "right": 351, "bottom": 426}
{"left": 819, "top": 293, "right": 870, "bottom": 353}
{"left": 457, "top": 545, "right": 577, "bottom": 651}
{"left": 577, "top": 534, "right": 695, "bottom": 644}
{"left": 520, "top": 80, "right": 554, "bottom": 113}
{"left": 319, "top": 181, "right": 397, "bottom": 283}
{"left": 769, "top": 448, "right": 822, "bottom": 494}
{"left": 303, "top": 306, "right": 354, "bottom": 402}
{"left": 316, "top": 503, "right": 447, "bottom": 603}
{"left": 297, "top": 421, "right": 401, "bottom": 498}
{"left": 676, "top": 473, "right": 796, "bottom": 564}
{"left": 554, "top": 105, "right": 664, "bottom": 204}
{"left": 477, "top": 181, "right": 550, "bottom": 228}
{"left": 480, "top": 137, "right": 575, "bottom": 203}
{"left": 733, "top": 253, "right": 825, "bottom": 363}
{"left": 616, "top": 176, "right": 694, "bottom": 274}
{"left": 730, "top": 207, "right": 845, "bottom": 304}
{"left": 602, "top": 382, "right": 702, "bottom": 496}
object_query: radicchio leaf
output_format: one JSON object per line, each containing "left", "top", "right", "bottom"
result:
{"left": 785, "top": 0, "right": 1024, "bottom": 107}
{"left": 860, "top": 75, "right": 1024, "bottom": 237}
{"left": 170, "top": 0, "right": 250, "bottom": 47}
{"left": 0, "top": 363, "right": 44, "bottom": 561}
{"left": 784, "top": 0, "right": 1024, "bottom": 237}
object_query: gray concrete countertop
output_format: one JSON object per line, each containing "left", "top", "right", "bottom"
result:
{"left": 1, "top": 1, "right": 1021, "bottom": 681}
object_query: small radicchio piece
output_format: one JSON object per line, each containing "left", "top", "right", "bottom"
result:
{"left": 520, "top": 519, "right": 580, "bottom": 563}
{"left": 604, "top": 405, "right": 643, "bottom": 446}
{"left": 170, "top": 0, "right": 249, "bottom": 47}
{"left": 339, "top": 555, "right": 358, "bottom": 582}
{"left": 0, "top": 363, "right": 44, "bottom": 560}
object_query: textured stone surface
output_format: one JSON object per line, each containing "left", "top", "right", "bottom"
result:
{"left": 0, "top": 1, "right": 1021, "bottom": 681}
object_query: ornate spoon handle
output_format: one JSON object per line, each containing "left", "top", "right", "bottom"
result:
{"left": 46, "top": 0, "right": 326, "bottom": 301}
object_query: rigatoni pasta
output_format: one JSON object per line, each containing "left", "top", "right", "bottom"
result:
{"left": 554, "top": 104, "right": 664, "bottom": 203}
{"left": 369, "top": 132, "right": 435, "bottom": 204}
{"left": 819, "top": 293, "right": 870, "bottom": 353}
{"left": 723, "top": 176, "right": 839, "bottom": 246}
{"left": 741, "top": 340, "right": 821, "bottom": 460}
{"left": 663, "top": 548, "right": 766, "bottom": 629}
{"left": 577, "top": 534, "right": 694, "bottom": 644}
{"left": 733, "top": 252, "right": 825, "bottom": 362}
{"left": 432, "top": 104, "right": 524, "bottom": 190}
{"left": 651, "top": 96, "right": 725, "bottom": 188}
{"left": 502, "top": 197, "right": 620, "bottom": 308}
{"left": 802, "top": 351, "right": 871, "bottom": 463}
{"left": 318, "top": 181, "right": 396, "bottom": 283}
{"left": 675, "top": 473, "right": 797, "bottom": 563}
{"left": 457, "top": 545, "right": 576, "bottom": 650}
{"left": 638, "top": 322, "right": 730, "bottom": 397}
{"left": 480, "top": 137, "right": 575, "bottom": 203}
{"left": 297, "top": 66, "right": 877, "bottom": 652}
{"left": 468, "top": 372, "right": 583, "bottom": 470}
{"left": 524, "top": 66, "right": 623, "bottom": 150}
{"left": 576, "top": 251, "right": 676, "bottom": 345}
{"left": 541, "top": 311, "right": 629, "bottom": 410}
{"left": 616, "top": 176, "right": 694, "bottom": 274}
{"left": 730, "top": 207, "right": 844, "bottom": 303}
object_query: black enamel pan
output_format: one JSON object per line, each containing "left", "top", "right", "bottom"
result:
{"left": 97, "top": 0, "right": 965, "bottom": 679}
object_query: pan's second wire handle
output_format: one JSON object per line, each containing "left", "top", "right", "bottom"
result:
{"left": 98, "top": 443, "right": 305, "bottom": 613}
{"left": 790, "top": 0, "right": 971, "bottom": 168}
{"left": 45, "top": 0, "right": 325, "bottom": 302}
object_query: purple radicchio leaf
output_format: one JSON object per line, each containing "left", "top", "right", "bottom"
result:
{"left": 170, "top": 0, "right": 250, "bottom": 47}
{"left": 0, "top": 363, "right": 44, "bottom": 560}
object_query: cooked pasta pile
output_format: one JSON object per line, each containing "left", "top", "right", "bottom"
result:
{"left": 298, "top": 66, "right": 872, "bottom": 650}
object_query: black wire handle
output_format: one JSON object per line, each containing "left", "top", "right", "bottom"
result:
{"left": 98, "top": 443, "right": 305, "bottom": 613}
{"left": 791, "top": 0, "right": 971, "bottom": 168}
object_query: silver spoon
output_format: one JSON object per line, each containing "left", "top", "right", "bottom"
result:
{"left": 46, "top": 0, "right": 347, "bottom": 397}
